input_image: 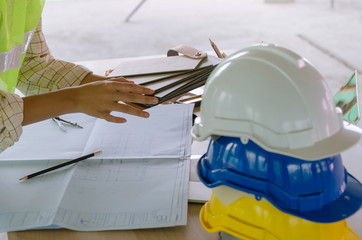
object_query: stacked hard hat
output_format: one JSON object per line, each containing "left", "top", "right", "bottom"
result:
{"left": 191, "top": 43, "right": 362, "bottom": 239}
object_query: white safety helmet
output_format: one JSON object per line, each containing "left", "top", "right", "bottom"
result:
{"left": 192, "top": 43, "right": 362, "bottom": 160}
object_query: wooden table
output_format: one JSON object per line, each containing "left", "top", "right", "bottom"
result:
{"left": 7, "top": 203, "right": 218, "bottom": 240}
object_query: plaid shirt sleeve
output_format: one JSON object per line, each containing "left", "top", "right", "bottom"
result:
{"left": 0, "top": 19, "right": 92, "bottom": 152}
{"left": 17, "top": 19, "right": 92, "bottom": 96}
{"left": 0, "top": 91, "right": 23, "bottom": 152}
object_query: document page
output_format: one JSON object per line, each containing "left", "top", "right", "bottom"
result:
{"left": 0, "top": 113, "right": 96, "bottom": 161}
{"left": 108, "top": 55, "right": 202, "bottom": 77}
{"left": 82, "top": 104, "right": 193, "bottom": 159}
{"left": 0, "top": 104, "right": 193, "bottom": 232}
{"left": 54, "top": 158, "right": 187, "bottom": 231}
{"left": 0, "top": 104, "right": 193, "bottom": 161}
{"left": 0, "top": 160, "right": 75, "bottom": 231}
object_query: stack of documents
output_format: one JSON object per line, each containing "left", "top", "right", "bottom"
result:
{"left": 0, "top": 104, "right": 193, "bottom": 231}
{"left": 108, "top": 55, "right": 221, "bottom": 109}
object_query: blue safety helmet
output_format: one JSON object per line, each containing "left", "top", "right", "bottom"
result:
{"left": 197, "top": 136, "right": 362, "bottom": 223}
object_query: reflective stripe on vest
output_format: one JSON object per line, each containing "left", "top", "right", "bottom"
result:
{"left": 0, "top": 30, "right": 35, "bottom": 73}
{"left": 0, "top": 0, "right": 45, "bottom": 92}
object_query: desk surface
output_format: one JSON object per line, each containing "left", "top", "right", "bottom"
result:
{"left": 7, "top": 203, "right": 217, "bottom": 240}
{"left": 6, "top": 57, "right": 216, "bottom": 240}
{"left": 6, "top": 55, "right": 362, "bottom": 239}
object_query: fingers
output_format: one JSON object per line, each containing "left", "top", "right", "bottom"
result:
{"left": 75, "top": 80, "right": 159, "bottom": 124}
{"left": 95, "top": 103, "right": 150, "bottom": 124}
{"left": 103, "top": 114, "right": 127, "bottom": 124}
{"left": 105, "top": 81, "right": 158, "bottom": 104}
{"left": 106, "top": 81, "right": 155, "bottom": 95}
{"left": 107, "top": 77, "right": 133, "bottom": 84}
{"left": 95, "top": 111, "right": 128, "bottom": 124}
{"left": 110, "top": 102, "right": 150, "bottom": 118}
{"left": 111, "top": 92, "right": 158, "bottom": 105}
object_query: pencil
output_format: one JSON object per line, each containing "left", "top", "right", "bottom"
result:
{"left": 19, "top": 151, "right": 102, "bottom": 181}
{"left": 209, "top": 38, "right": 223, "bottom": 58}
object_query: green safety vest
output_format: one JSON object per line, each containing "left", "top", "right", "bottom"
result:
{"left": 0, "top": 0, "right": 45, "bottom": 92}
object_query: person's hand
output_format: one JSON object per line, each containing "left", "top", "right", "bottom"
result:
{"left": 80, "top": 73, "right": 129, "bottom": 85}
{"left": 73, "top": 79, "right": 158, "bottom": 123}
{"left": 22, "top": 74, "right": 158, "bottom": 126}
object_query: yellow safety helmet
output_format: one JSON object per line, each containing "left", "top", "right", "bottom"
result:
{"left": 218, "top": 230, "right": 361, "bottom": 240}
{"left": 200, "top": 186, "right": 361, "bottom": 240}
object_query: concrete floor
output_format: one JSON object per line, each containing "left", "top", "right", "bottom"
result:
{"left": 41, "top": 0, "right": 362, "bottom": 98}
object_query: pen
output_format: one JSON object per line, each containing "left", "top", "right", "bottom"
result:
{"left": 19, "top": 151, "right": 102, "bottom": 181}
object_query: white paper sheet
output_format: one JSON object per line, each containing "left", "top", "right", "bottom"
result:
{"left": 82, "top": 104, "right": 192, "bottom": 159}
{"left": 0, "top": 104, "right": 193, "bottom": 232}
{"left": 108, "top": 55, "right": 202, "bottom": 77}
{"left": 0, "top": 160, "right": 75, "bottom": 231}
{"left": 0, "top": 104, "right": 192, "bottom": 161}
{"left": 54, "top": 158, "right": 187, "bottom": 230}
{"left": 0, "top": 113, "right": 95, "bottom": 161}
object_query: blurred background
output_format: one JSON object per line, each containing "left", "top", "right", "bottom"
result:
{"left": 41, "top": 0, "right": 362, "bottom": 95}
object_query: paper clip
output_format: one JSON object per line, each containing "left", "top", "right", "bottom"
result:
{"left": 52, "top": 116, "right": 83, "bottom": 132}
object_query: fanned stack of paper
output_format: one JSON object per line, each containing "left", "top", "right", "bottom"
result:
{"left": 0, "top": 104, "right": 193, "bottom": 231}
{"left": 108, "top": 55, "right": 221, "bottom": 109}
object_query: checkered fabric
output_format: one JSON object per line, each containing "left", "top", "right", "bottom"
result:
{"left": 0, "top": 19, "right": 92, "bottom": 152}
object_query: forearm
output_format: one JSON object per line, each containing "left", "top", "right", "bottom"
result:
{"left": 22, "top": 87, "right": 76, "bottom": 126}
{"left": 22, "top": 79, "right": 158, "bottom": 126}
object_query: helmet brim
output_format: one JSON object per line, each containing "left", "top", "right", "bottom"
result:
{"left": 214, "top": 227, "right": 360, "bottom": 240}
{"left": 200, "top": 190, "right": 360, "bottom": 240}
{"left": 291, "top": 173, "right": 362, "bottom": 223}
{"left": 198, "top": 160, "right": 362, "bottom": 223}
{"left": 192, "top": 120, "right": 362, "bottom": 160}
{"left": 274, "top": 121, "right": 362, "bottom": 160}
